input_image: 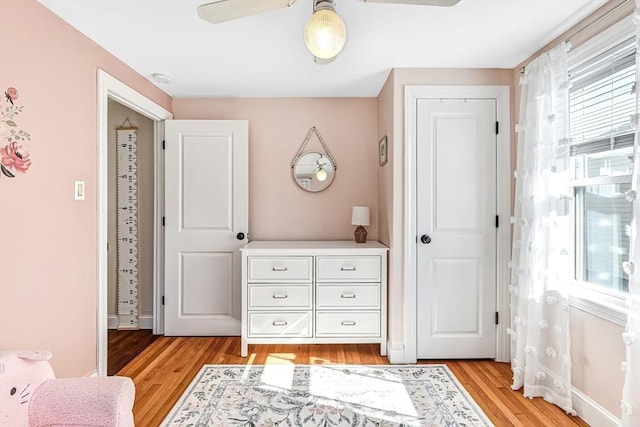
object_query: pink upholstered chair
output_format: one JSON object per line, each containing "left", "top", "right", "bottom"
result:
{"left": 0, "top": 351, "right": 135, "bottom": 427}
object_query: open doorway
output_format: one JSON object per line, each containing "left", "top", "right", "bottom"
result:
{"left": 97, "top": 70, "right": 172, "bottom": 376}
{"left": 106, "top": 100, "right": 158, "bottom": 375}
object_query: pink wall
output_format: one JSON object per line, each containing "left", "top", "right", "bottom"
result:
{"left": 0, "top": 1, "right": 171, "bottom": 377}
{"left": 376, "top": 72, "right": 394, "bottom": 250}
{"left": 173, "top": 98, "right": 379, "bottom": 241}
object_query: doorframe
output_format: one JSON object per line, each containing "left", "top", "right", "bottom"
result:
{"left": 403, "top": 85, "right": 511, "bottom": 363}
{"left": 97, "top": 70, "right": 172, "bottom": 376}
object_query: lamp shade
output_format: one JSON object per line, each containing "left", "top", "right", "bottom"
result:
{"left": 351, "top": 206, "right": 370, "bottom": 226}
{"left": 303, "top": 9, "right": 347, "bottom": 59}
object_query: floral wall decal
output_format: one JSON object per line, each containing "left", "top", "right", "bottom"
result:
{"left": 1, "top": 87, "right": 31, "bottom": 178}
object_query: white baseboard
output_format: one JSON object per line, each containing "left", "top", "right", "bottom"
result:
{"left": 139, "top": 315, "right": 153, "bottom": 329}
{"left": 572, "top": 387, "right": 620, "bottom": 427}
{"left": 107, "top": 314, "right": 153, "bottom": 330}
{"left": 108, "top": 315, "right": 118, "bottom": 329}
{"left": 387, "top": 342, "right": 408, "bottom": 364}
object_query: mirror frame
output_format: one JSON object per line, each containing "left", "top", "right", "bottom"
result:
{"left": 292, "top": 151, "right": 336, "bottom": 192}
{"left": 291, "top": 126, "right": 338, "bottom": 193}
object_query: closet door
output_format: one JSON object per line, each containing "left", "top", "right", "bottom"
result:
{"left": 416, "top": 99, "right": 497, "bottom": 358}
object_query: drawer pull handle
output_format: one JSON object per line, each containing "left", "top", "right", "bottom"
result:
{"left": 272, "top": 267, "right": 288, "bottom": 272}
{"left": 272, "top": 294, "right": 288, "bottom": 299}
{"left": 272, "top": 321, "right": 288, "bottom": 326}
{"left": 340, "top": 266, "right": 356, "bottom": 271}
{"left": 341, "top": 293, "right": 356, "bottom": 299}
{"left": 341, "top": 321, "right": 356, "bottom": 326}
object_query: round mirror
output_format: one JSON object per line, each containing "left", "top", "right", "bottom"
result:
{"left": 292, "top": 152, "right": 336, "bottom": 192}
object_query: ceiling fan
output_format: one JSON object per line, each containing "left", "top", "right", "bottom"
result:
{"left": 198, "top": 0, "right": 461, "bottom": 62}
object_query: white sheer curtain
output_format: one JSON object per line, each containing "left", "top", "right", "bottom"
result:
{"left": 509, "top": 42, "right": 575, "bottom": 414}
{"left": 621, "top": 3, "right": 640, "bottom": 425}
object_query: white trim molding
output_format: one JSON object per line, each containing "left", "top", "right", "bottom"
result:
{"left": 386, "top": 342, "right": 407, "bottom": 364}
{"left": 569, "top": 283, "right": 628, "bottom": 326}
{"left": 572, "top": 387, "right": 620, "bottom": 427}
{"left": 108, "top": 315, "right": 154, "bottom": 330}
{"left": 107, "top": 315, "right": 118, "bottom": 330}
{"left": 403, "top": 85, "right": 511, "bottom": 363}
{"left": 97, "top": 70, "right": 172, "bottom": 377}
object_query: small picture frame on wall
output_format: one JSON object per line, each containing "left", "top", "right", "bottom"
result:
{"left": 379, "top": 136, "right": 388, "bottom": 166}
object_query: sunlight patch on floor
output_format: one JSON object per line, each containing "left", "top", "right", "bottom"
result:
{"left": 252, "top": 364, "right": 420, "bottom": 421}
{"left": 307, "top": 365, "right": 419, "bottom": 418}
{"left": 259, "top": 361, "right": 296, "bottom": 390}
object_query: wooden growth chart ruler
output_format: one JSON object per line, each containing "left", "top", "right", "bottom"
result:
{"left": 116, "top": 124, "right": 139, "bottom": 329}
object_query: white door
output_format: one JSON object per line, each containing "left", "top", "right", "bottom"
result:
{"left": 416, "top": 99, "right": 496, "bottom": 358}
{"left": 164, "top": 120, "right": 248, "bottom": 336}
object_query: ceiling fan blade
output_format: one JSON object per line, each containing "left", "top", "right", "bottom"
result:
{"left": 198, "top": 0, "right": 295, "bottom": 24}
{"left": 362, "top": 0, "right": 460, "bottom": 6}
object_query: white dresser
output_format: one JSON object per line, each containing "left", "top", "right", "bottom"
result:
{"left": 240, "top": 241, "right": 388, "bottom": 357}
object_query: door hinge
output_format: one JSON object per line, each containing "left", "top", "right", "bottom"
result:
{"left": 162, "top": 139, "right": 165, "bottom": 150}
{"left": 162, "top": 296, "right": 165, "bottom": 306}
{"left": 495, "top": 215, "right": 499, "bottom": 228}
{"left": 162, "top": 216, "right": 165, "bottom": 227}
{"left": 495, "top": 121, "right": 499, "bottom": 135}
{"left": 495, "top": 311, "right": 499, "bottom": 325}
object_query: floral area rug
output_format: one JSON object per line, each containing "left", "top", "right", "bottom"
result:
{"left": 161, "top": 364, "right": 494, "bottom": 426}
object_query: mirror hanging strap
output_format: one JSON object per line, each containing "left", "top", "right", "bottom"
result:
{"left": 292, "top": 126, "right": 337, "bottom": 169}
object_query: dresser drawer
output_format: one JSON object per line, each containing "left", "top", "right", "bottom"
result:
{"left": 248, "top": 285, "right": 312, "bottom": 310}
{"left": 316, "top": 284, "right": 380, "bottom": 309}
{"left": 315, "top": 311, "right": 380, "bottom": 336}
{"left": 316, "top": 256, "right": 380, "bottom": 282}
{"left": 248, "top": 312, "right": 312, "bottom": 337}
{"left": 248, "top": 257, "right": 312, "bottom": 282}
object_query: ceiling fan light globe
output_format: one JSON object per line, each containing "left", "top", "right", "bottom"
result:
{"left": 304, "top": 9, "right": 346, "bottom": 59}
{"left": 316, "top": 168, "right": 328, "bottom": 181}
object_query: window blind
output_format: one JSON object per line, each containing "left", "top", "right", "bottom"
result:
{"left": 570, "top": 133, "right": 634, "bottom": 156}
{"left": 569, "top": 36, "right": 636, "bottom": 149}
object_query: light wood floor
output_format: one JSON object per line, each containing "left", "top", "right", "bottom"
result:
{"left": 115, "top": 337, "right": 588, "bottom": 427}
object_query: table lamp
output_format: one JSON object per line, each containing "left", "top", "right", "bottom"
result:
{"left": 351, "top": 206, "right": 370, "bottom": 243}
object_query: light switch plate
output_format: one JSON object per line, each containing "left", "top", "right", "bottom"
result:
{"left": 74, "top": 180, "right": 85, "bottom": 200}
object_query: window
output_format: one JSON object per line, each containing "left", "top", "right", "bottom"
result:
{"left": 567, "top": 17, "right": 633, "bottom": 322}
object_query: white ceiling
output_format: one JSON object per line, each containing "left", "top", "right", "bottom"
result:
{"left": 37, "top": 0, "right": 608, "bottom": 98}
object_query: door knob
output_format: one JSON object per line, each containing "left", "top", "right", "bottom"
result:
{"left": 420, "top": 234, "right": 431, "bottom": 244}
{"left": 236, "top": 232, "right": 245, "bottom": 240}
